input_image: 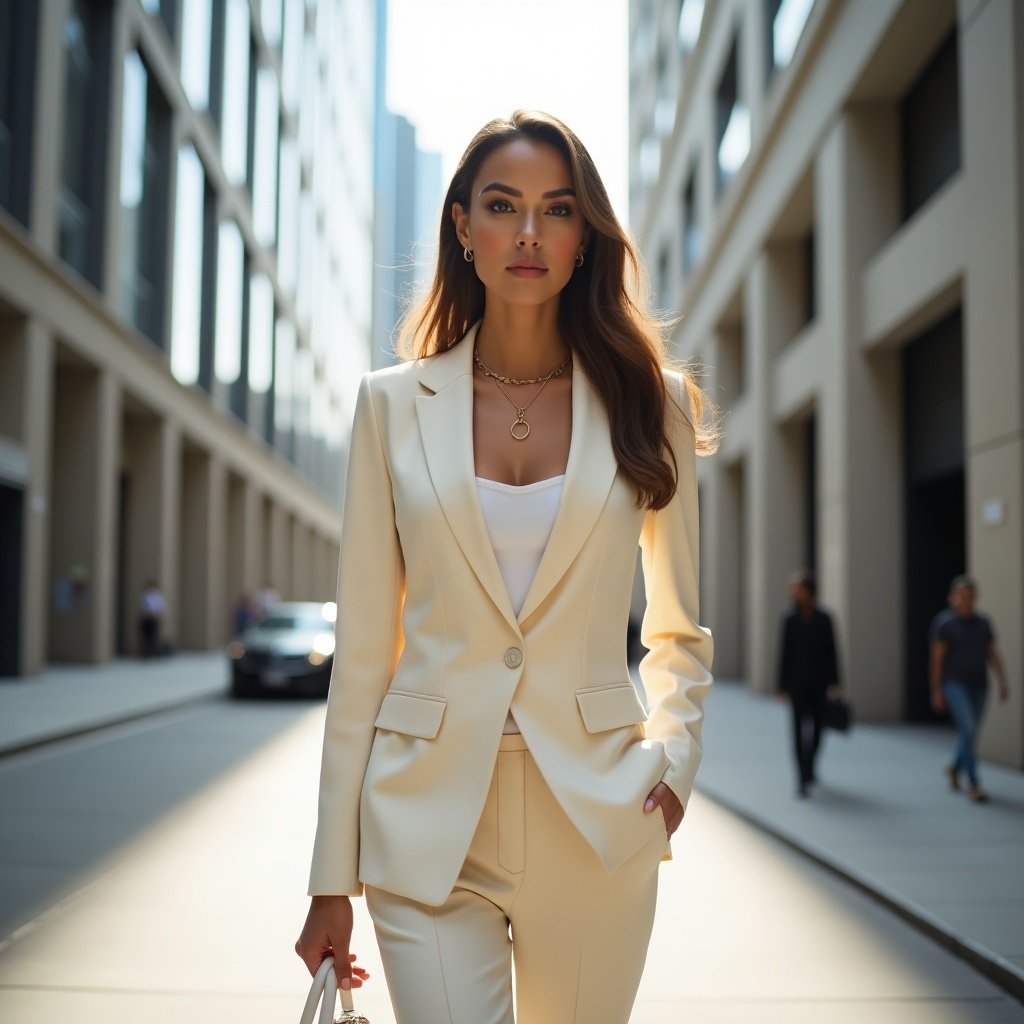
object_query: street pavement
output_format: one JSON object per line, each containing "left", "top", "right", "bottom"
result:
{"left": 0, "top": 657, "right": 1021, "bottom": 1020}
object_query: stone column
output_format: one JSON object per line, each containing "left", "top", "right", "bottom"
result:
{"left": 816, "top": 107, "right": 903, "bottom": 719}
{"left": 121, "top": 417, "right": 180, "bottom": 654}
{"left": 959, "top": 0, "right": 1024, "bottom": 767}
{"left": 743, "top": 255, "right": 807, "bottom": 693}
{"left": 49, "top": 367, "right": 121, "bottom": 663}
{"left": 179, "top": 448, "right": 227, "bottom": 649}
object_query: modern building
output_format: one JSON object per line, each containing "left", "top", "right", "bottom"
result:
{"left": 371, "top": 108, "right": 442, "bottom": 369}
{"left": 630, "top": 0, "right": 1024, "bottom": 768}
{"left": 0, "top": 0, "right": 377, "bottom": 675}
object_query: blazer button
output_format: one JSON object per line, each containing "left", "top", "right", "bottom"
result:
{"left": 504, "top": 647, "right": 523, "bottom": 669}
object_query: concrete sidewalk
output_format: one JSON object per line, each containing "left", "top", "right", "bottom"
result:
{"left": 0, "top": 653, "right": 228, "bottom": 756}
{"left": 695, "top": 681, "right": 1024, "bottom": 1001}
{"left": 2, "top": 659, "right": 1022, "bottom": 1002}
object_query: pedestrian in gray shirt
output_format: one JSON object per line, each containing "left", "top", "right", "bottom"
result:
{"left": 930, "top": 575, "right": 1010, "bottom": 802}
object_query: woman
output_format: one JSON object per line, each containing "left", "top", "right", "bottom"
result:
{"left": 296, "top": 110, "right": 716, "bottom": 1023}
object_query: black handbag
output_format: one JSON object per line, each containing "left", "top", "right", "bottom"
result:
{"left": 824, "top": 697, "right": 852, "bottom": 733}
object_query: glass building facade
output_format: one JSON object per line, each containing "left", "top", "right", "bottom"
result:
{"left": 0, "top": 0, "right": 377, "bottom": 674}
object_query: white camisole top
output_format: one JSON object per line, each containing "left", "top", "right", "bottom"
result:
{"left": 475, "top": 474, "right": 565, "bottom": 734}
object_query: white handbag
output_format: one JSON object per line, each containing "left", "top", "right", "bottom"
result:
{"left": 299, "top": 956, "right": 370, "bottom": 1024}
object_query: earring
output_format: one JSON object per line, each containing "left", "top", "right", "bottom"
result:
{"left": 575, "top": 252, "right": 585, "bottom": 268}
{"left": 463, "top": 247, "right": 474, "bottom": 263}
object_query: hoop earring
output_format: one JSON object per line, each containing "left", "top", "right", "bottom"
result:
{"left": 575, "top": 252, "right": 585, "bottom": 268}
{"left": 463, "top": 247, "right": 474, "bottom": 263}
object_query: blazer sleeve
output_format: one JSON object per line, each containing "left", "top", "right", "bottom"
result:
{"left": 308, "top": 373, "right": 405, "bottom": 897}
{"left": 638, "top": 373, "right": 714, "bottom": 810}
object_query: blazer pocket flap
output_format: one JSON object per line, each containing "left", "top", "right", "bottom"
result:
{"left": 575, "top": 684, "right": 648, "bottom": 733}
{"left": 374, "top": 691, "right": 447, "bottom": 739}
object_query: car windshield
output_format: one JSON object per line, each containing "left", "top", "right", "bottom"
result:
{"left": 257, "top": 615, "right": 328, "bottom": 631}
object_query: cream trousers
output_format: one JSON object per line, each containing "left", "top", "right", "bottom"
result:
{"left": 365, "top": 734, "right": 667, "bottom": 1024}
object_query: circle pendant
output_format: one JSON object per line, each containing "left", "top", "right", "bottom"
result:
{"left": 510, "top": 419, "right": 531, "bottom": 441}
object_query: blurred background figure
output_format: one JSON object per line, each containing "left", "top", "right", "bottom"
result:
{"left": 250, "top": 581, "right": 280, "bottom": 622}
{"left": 778, "top": 571, "right": 842, "bottom": 797}
{"left": 137, "top": 580, "right": 166, "bottom": 659}
{"left": 930, "top": 575, "right": 1011, "bottom": 803}
{"left": 231, "top": 593, "right": 255, "bottom": 637}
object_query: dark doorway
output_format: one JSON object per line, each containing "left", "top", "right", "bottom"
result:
{"left": 116, "top": 472, "right": 130, "bottom": 655}
{"left": 903, "top": 310, "right": 965, "bottom": 721}
{"left": 0, "top": 483, "right": 24, "bottom": 675}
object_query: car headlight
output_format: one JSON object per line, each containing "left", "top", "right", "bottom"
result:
{"left": 311, "top": 634, "right": 335, "bottom": 656}
{"left": 227, "top": 641, "right": 245, "bottom": 660}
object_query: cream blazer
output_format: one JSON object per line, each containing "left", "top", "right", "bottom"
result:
{"left": 308, "top": 323, "right": 713, "bottom": 907}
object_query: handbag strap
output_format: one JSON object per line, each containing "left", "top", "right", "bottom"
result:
{"left": 299, "top": 956, "right": 359, "bottom": 1024}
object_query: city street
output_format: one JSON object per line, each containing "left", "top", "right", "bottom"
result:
{"left": 0, "top": 696, "right": 1021, "bottom": 1023}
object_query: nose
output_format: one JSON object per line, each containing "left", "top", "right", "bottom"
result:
{"left": 516, "top": 211, "right": 541, "bottom": 248}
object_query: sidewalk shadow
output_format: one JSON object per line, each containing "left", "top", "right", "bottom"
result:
{"left": 0, "top": 698, "right": 317, "bottom": 942}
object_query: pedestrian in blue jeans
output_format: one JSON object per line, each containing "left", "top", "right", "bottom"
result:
{"left": 929, "top": 575, "right": 1010, "bottom": 803}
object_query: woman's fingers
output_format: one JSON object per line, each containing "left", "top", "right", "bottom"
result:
{"left": 644, "top": 782, "right": 684, "bottom": 837}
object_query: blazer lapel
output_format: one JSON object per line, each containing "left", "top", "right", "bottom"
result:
{"left": 415, "top": 325, "right": 522, "bottom": 634}
{"left": 517, "top": 365, "right": 618, "bottom": 624}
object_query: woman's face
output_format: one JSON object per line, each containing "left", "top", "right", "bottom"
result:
{"left": 452, "top": 138, "right": 588, "bottom": 310}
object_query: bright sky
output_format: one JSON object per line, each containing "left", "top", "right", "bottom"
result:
{"left": 385, "top": 0, "right": 631, "bottom": 224}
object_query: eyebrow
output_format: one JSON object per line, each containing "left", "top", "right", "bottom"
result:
{"left": 478, "top": 182, "right": 577, "bottom": 200}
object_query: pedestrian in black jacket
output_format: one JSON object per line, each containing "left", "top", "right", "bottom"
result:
{"left": 778, "top": 571, "right": 842, "bottom": 797}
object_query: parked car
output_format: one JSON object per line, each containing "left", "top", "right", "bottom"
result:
{"left": 227, "top": 601, "right": 336, "bottom": 698}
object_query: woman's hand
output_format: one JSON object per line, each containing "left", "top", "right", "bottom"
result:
{"left": 643, "top": 782, "right": 683, "bottom": 838}
{"left": 295, "top": 895, "right": 370, "bottom": 990}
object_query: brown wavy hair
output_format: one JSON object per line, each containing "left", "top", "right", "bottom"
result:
{"left": 398, "top": 110, "right": 718, "bottom": 510}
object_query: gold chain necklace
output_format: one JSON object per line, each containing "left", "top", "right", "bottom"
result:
{"left": 473, "top": 348, "right": 571, "bottom": 441}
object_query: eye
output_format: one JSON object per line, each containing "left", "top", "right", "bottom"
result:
{"left": 486, "top": 198, "right": 514, "bottom": 213}
{"left": 547, "top": 203, "right": 574, "bottom": 217}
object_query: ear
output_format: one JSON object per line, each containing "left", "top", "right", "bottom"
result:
{"left": 579, "top": 221, "right": 593, "bottom": 256}
{"left": 452, "top": 202, "right": 471, "bottom": 249}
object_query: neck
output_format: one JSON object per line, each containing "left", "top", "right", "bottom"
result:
{"left": 475, "top": 302, "right": 569, "bottom": 379}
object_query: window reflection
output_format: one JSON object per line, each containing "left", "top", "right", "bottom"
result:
{"left": 180, "top": 0, "right": 211, "bottom": 111}
{"left": 59, "top": 0, "right": 111, "bottom": 287}
{"left": 215, "top": 220, "right": 244, "bottom": 384}
{"left": 281, "top": 0, "right": 304, "bottom": 111}
{"left": 170, "top": 144, "right": 205, "bottom": 386}
{"left": 274, "top": 315, "right": 295, "bottom": 457}
{"left": 261, "top": 0, "right": 283, "bottom": 47}
{"left": 221, "top": 0, "right": 250, "bottom": 186}
{"left": 118, "top": 51, "right": 171, "bottom": 345}
{"left": 277, "top": 137, "right": 300, "bottom": 291}
{"left": 253, "top": 66, "right": 279, "bottom": 246}
{"left": 248, "top": 273, "right": 274, "bottom": 393}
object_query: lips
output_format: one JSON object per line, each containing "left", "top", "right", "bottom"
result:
{"left": 506, "top": 258, "right": 548, "bottom": 278}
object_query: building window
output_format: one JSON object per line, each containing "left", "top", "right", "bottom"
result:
{"left": 678, "top": 0, "right": 705, "bottom": 52}
{"left": 0, "top": 2, "right": 39, "bottom": 227}
{"left": 248, "top": 272, "right": 275, "bottom": 441}
{"left": 219, "top": 0, "right": 251, "bottom": 186}
{"left": 118, "top": 51, "right": 171, "bottom": 346}
{"left": 252, "top": 67, "right": 280, "bottom": 247}
{"left": 901, "top": 31, "right": 960, "bottom": 222}
{"left": 180, "top": 0, "right": 211, "bottom": 111}
{"left": 261, "top": 0, "right": 283, "bottom": 47}
{"left": 281, "top": 0, "right": 304, "bottom": 112}
{"left": 277, "top": 136, "right": 300, "bottom": 291}
{"left": 215, "top": 219, "right": 245, "bottom": 392}
{"left": 802, "top": 229, "right": 816, "bottom": 326}
{"left": 681, "top": 164, "right": 700, "bottom": 273}
{"left": 170, "top": 144, "right": 205, "bottom": 386}
{"left": 274, "top": 314, "right": 295, "bottom": 458}
{"left": 58, "top": 0, "right": 112, "bottom": 288}
{"left": 715, "top": 36, "right": 749, "bottom": 194}
{"left": 766, "top": 0, "right": 814, "bottom": 76}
